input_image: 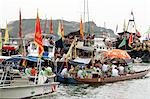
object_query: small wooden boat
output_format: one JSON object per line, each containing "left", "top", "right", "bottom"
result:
{"left": 75, "top": 69, "right": 150, "bottom": 84}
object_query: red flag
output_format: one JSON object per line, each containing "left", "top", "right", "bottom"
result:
{"left": 50, "top": 17, "right": 53, "bottom": 34}
{"left": 136, "top": 29, "right": 141, "bottom": 37}
{"left": 128, "top": 33, "right": 133, "bottom": 47}
{"left": 80, "top": 17, "right": 84, "bottom": 39}
{"left": 34, "top": 12, "right": 44, "bottom": 57}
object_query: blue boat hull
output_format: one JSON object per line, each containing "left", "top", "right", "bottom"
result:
{"left": 56, "top": 75, "right": 78, "bottom": 84}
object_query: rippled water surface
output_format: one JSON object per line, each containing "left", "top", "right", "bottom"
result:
{"left": 38, "top": 63, "right": 150, "bottom": 99}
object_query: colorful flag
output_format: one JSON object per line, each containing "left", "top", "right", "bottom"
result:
{"left": 136, "top": 29, "right": 141, "bottom": 37}
{"left": 4, "top": 23, "right": 9, "bottom": 44}
{"left": 60, "top": 20, "right": 65, "bottom": 39}
{"left": 80, "top": 17, "right": 84, "bottom": 39}
{"left": 118, "top": 38, "right": 126, "bottom": 48}
{"left": 57, "top": 21, "right": 62, "bottom": 39}
{"left": 34, "top": 11, "right": 44, "bottom": 57}
{"left": 128, "top": 33, "right": 133, "bottom": 47}
{"left": 50, "top": 17, "right": 53, "bottom": 34}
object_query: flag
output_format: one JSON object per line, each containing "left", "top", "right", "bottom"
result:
{"left": 57, "top": 21, "right": 62, "bottom": 39}
{"left": 118, "top": 38, "right": 126, "bottom": 48}
{"left": 4, "top": 23, "right": 9, "bottom": 44}
{"left": 60, "top": 20, "right": 65, "bottom": 39}
{"left": 0, "top": 32, "right": 2, "bottom": 50}
{"left": 80, "top": 17, "right": 84, "bottom": 39}
{"left": 50, "top": 17, "right": 53, "bottom": 34}
{"left": 34, "top": 11, "right": 44, "bottom": 57}
{"left": 136, "top": 29, "right": 141, "bottom": 37}
{"left": 128, "top": 33, "right": 133, "bottom": 47}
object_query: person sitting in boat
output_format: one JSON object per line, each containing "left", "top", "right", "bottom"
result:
{"left": 102, "top": 62, "right": 109, "bottom": 74}
{"left": 77, "top": 66, "right": 84, "bottom": 79}
{"left": 111, "top": 67, "right": 119, "bottom": 77}
{"left": 93, "top": 63, "right": 102, "bottom": 78}
{"left": 61, "top": 65, "right": 69, "bottom": 78}
{"left": 69, "top": 65, "right": 76, "bottom": 78}
{"left": 38, "top": 67, "right": 49, "bottom": 84}
{"left": 84, "top": 66, "right": 92, "bottom": 79}
{"left": 45, "top": 66, "right": 53, "bottom": 76}
{"left": 24, "top": 65, "right": 31, "bottom": 77}
{"left": 30, "top": 65, "right": 37, "bottom": 76}
{"left": 29, "top": 66, "right": 37, "bottom": 82}
{"left": 118, "top": 64, "right": 125, "bottom": 75}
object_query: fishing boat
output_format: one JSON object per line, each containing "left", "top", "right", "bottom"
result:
{"left": 0, "top": 56, "right": 59, "bottom": 98}
{"left": 74, "top": 69, "right": 150, "bottom": 84}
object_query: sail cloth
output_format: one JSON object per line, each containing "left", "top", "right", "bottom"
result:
{"left": 4, "top": 23, "right": 9, "bottom": 44}
{"left": 128, "top": 33, "right": 133, "bottom": 47}
{"left": 70, "top": 57, "right": 91, "bottom": 65}
{"left": 80, "top": 17, "right": 84, "bottom": 39}
{"left": 34, "top": 11, "right": 44, "bottom": 57}
{"left": 118, "top": 38, "right": 126, "bottom": 48}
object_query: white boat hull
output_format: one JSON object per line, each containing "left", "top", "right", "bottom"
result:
{"left": 0, "top": 82, "right": 59, "bottom": 98}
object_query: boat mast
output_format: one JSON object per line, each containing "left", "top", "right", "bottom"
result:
{"left": 87, "top": 0, "right": 90, "bottom": 35}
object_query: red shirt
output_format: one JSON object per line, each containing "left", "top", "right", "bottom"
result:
{"left": 31, "top": 68, "right": 37, "bottom": 76}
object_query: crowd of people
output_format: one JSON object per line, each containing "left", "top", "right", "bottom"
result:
{"left": 60, "top": 60, "right": 134, "bottom": 79}
{"left": 24, "top": 65, "right": 53, "bottom": 79}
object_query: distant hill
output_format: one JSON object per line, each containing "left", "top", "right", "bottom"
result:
{"left": 4, "top": 19, "right": 116, "bottom": 38}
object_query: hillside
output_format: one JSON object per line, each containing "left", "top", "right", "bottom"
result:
{"left": 4, "top": 19, "right": 115, "bottom": 38}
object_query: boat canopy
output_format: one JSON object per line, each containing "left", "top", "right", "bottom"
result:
{"left": 5, "top": 56, "right": 44, "bottom": 62}
{"left": 69, "top": 57, "right": 91, "bottom": 65}
{"left": 76, "top": 46, "right": 95, "bottom": 52}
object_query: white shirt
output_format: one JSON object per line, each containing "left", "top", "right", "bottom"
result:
{"left": 43, "top": 39, "right": 50, "bottom": 46}
{"left": 112, "top": 68, "right": 119, "bottom": 77}
{"left": 102, "top": 64, "right": 109, "bottom": 72}
{"left": 77, "top": 70, "right": 83, "bottom": 78}
{"left": 111, "top": 65, "right": 117, "bottom": 69}
{"left": 118, "top": 66, "right": 124, "bottom": 74}
{"left": 61, "top": 68, "right": 68, "bottom": 76}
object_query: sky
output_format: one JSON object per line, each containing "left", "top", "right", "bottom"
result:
{"left": 0, "top": 0, "right": 150, "bottom": 37}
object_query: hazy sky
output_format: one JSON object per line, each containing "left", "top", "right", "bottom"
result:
{"left": 0, "top": 0, "right": 150, "bottom": 36}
